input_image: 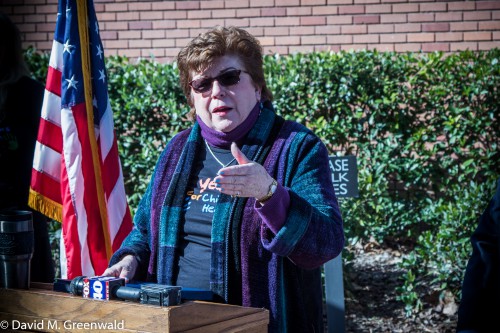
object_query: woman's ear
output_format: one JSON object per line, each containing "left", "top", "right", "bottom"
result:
{"left": 255, "top": 88, "right": 261, "bottom": 101}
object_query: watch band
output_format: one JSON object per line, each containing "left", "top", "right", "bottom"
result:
{"left": 258, "top": 178, "right": 277, "bottom": 203}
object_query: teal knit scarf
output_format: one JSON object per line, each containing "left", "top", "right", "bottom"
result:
{"left": 154, "top": 107, "right": 278, "bottom": 300}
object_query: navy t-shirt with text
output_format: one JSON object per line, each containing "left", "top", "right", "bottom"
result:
{"left": 176, "top": 144, "right": 235, "bottom": 290}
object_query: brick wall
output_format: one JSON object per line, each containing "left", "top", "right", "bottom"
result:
{"left": 2, "top": 0, "right": 500, "bottom": 63}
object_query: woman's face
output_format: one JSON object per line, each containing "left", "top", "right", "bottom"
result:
{"left": 190, "top": 55, "right": 261, "bottom": 133}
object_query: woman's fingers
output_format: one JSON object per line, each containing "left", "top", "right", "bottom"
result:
{"left": 214, "top": 143, "right": 272, "bottom": 198}
{"left": 102, "top": 255, "right": 138, "bottom": 282}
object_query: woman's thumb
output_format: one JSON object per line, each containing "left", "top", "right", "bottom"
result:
{"left": 231, "top": 142, "right": 250, "bottom": 165}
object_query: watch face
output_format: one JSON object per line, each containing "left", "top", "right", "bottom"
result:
{"left": 270, "top": 180, "right": 277, "bottom": 195}
{"left": 258, "top": 180, "right": 277, "bottom": 203}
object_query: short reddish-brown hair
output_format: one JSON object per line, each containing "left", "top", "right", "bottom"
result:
{"left": 176, "top": 26, "right": 273, "bottom": 110}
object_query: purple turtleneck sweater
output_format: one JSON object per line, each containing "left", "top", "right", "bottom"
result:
{"left": 197, "top": 102, "right": 289, "bottom": 233}
{"left": 197, "top": 102, "right": 261, "bottom": 148}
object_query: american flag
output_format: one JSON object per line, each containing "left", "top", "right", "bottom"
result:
{"left": 29, "top": 0, "right": 132, "bottom": 279}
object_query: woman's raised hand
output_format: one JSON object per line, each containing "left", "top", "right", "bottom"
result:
{"left": 214, "top": 142, "right": 274, "bottom": 200}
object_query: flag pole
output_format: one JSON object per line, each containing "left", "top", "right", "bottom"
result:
{"left": 75, "top": 0, "right": 112, "bottom": 260}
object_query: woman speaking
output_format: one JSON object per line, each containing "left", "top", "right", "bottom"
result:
{"left": 104, "top": 26, "right": 345, "bottom": 332}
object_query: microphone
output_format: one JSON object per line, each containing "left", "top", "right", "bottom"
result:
{"left": 54, "top": 276, "right": 182, "bottom": 306}
{"left": 82, "top": 276, "right": 125, "bottom": 300}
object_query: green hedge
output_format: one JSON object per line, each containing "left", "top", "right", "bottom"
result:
{"left": 26, "top": 48, "right": 500, "bottom": 314}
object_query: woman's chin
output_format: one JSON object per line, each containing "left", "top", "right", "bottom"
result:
{"left": 212, "top": 121, "right": 237, "bottom": 133}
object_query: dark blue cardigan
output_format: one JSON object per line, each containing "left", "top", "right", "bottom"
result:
{"left": 111, "top": 107, "right": 345, "bottom": 332}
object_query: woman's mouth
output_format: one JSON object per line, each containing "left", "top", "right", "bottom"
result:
{"left": 212, "top": 106, "right": 232, "bottom": 114}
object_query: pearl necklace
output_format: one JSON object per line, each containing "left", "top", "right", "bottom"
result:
{"left": 204, "top": 140, "right": 236, "bottom": 168}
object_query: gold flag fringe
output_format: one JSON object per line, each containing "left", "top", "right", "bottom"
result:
{"left": 28, "top": 188, "right": 62, "bottom": 222}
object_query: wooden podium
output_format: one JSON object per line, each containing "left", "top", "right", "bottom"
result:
{"left": 0, "top": 284, "right": 269, "bottom": 332}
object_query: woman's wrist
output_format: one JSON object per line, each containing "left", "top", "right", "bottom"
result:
{"left": 255, "top": 184, "right": 290, "bottom": 233}
{"left": 257, "top": 178, "right": 277, "bottom": 204}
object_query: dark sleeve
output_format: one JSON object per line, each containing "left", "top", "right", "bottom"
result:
{"left": 261, "top": 131, "right": 344, "bottom": 269}
{"left": 108, "top": 130, "right": 190, "bottom": 281}
{"left": 1, "top": 76, "right": 44, "bottom": 207}
{"left": 108, "top": 181, "right": 153, "bottom": 281}
{"left": 457, "top": 179, "right": 500, "bottom": 332}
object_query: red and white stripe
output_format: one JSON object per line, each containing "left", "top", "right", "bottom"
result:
{"left": 30, "top": 38, "right": 132, "bottom": 279}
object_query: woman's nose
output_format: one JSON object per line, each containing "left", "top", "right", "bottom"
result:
{"left": 210, "top": 80, "right": 225, "bottom": 98}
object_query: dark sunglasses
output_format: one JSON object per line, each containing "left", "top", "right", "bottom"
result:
{"left": 189, "top": 69, "right": 247, "bottom": 94}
